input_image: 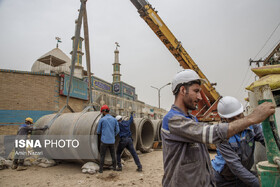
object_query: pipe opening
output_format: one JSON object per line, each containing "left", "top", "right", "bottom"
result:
{"left": 141, "top": 121, "right": 154, "bottom": 147}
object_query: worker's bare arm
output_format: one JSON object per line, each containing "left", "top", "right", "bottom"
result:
{"left": 227, "top": 102, "right": 275, "bottom": 138}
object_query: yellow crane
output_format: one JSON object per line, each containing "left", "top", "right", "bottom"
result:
{"left": 130, "top": 0, "right": 221, "bottom": 121}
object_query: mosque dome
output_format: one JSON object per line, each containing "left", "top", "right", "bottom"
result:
{"left": 31, "top": 47, "right": 71, "bottom": 74}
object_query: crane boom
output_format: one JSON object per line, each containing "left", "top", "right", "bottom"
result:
{"left": 130, "top": 0, "right": 220, "bottom": 103}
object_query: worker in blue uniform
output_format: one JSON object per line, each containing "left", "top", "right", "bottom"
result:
{"left": 12, "top": 117, "right": 48, "bottom": 171}
{"left": 115, "top": 112, "right": 142, "bottom": 172}
{"left": 97, "top": 105, "right": 120, "bottom": 173}
{"left": 212, "top": 96, "right": 265, "bottom": 187}
{"left": 161, "top": 70, "right": 274, "bottom": 187}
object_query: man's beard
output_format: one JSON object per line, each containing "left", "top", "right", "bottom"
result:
{"left": 184, "top": 96, "right": 197, "bottom": 111}
{"left": 184, "top": 102, "right": 197, "bottom": 111}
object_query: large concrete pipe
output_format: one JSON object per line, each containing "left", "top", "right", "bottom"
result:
{"left": 151, "top": 120, "right": 158, "bottom": 141}
{"left": 33, "top": 111, "right": 118, "bottom": 164}
{"left": 151, "top": 120, "right": 162, "bottom": 141}
{"left": 134, "top": 118, "right": 154, "bottom": 153}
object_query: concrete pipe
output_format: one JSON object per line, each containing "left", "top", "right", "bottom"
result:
{"left": 33, "top": 111, "right": 118, "bottom": 164}
{"left": 134, "top": 118, "right": 154, "bottom": 153}
{"left": 119, "top": 116, "right": 138, "bottom": 158}
{"left": 151, "top": 120, "right": 162, "bottom": 141}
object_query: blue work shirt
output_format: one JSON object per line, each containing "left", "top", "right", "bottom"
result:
{"left": 211, "top": 124, "right": 264, "bottom": 187}
{"left": 161, "top": 104, "right": 228, "bottom": 187}
{"left": 118, "top": 114, "right": 133, "bottom": 138}
{"left": 97, "top": 114, "right": 120, "bottom": 144}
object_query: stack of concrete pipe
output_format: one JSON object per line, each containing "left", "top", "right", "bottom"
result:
{"left": 33, "top": 112, "right": 156, "bottom": 164}
{"left": 151, "top": 119, "right": 163, "bottom": 141}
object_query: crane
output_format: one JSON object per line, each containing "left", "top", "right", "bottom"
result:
{"left": 130, "top": 0, "right": 221, "bottom": 121}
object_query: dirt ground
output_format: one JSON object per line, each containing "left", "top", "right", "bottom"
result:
{"left": 0, "top": 150, "right": 217, "bottom": 187}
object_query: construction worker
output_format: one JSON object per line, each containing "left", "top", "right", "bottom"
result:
{"left": 211, "top": 96, "right": 265, "bottom": 187}
{"left": 115, "top": 112, "right": 142, "bottom": 172}
{"left": 97, "top": 105, "right": 120, "bottom": 173}
{"left": 161, "top": 69, "right": 275, "bottom": 187}
{"left": 12, "top": 117, "right": 48, "bottom": 171}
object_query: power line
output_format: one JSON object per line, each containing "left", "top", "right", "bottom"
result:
{"left": 235, "top": 65, "right": 251, "bottom": 96}
{"left": 235, "top": 21, "right": 280, "bottom": 97}
{"left": 253, "top": 21, "right": 280, "bottom": 60}
{"left": 263, "top": 37, "right": 280, "bottom": 58}
{"left": 236, "top": 66, "right": 258, "bottom": 100}
{"left": 243, "top": 27, "right": 280, "bottom": 91}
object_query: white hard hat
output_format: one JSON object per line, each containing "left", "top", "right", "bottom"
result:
{"left": 116, "top": 115, "right": 122, "bottom": 121}
{"left": 172, "top": 69, "right": 204, "bottom": 93}
{"left": 217, "top": 96, "right": 244, "bottom": 119}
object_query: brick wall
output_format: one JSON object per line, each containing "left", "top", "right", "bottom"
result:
{"left": 0, "top": 125, "right": 19, "bottom": 135}
{"left": 0, "top": 70, "right": 88, "bottom": 135}
{"left": 0, "top": 71, "right": 58, "bottom": 111}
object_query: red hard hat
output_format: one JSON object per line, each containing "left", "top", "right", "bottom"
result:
{"left": 100, "top": 105, "right": 109, "bottom": 112}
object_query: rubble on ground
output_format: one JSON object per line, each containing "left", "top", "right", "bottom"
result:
{"left": 81, "top": 162, "right": 99, "bottom": 174}
{"left": 24, "top": 155, "right": 40, "bottom": 166}
{"left": 0, "top": 156, "right": 12, "bottom": 169}
{"left": 37, "top": 158, "right": 56, "bottom": 168}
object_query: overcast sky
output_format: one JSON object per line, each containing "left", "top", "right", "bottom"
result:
{"left": 0, "top": 0, "right": 280, "bottom": 111}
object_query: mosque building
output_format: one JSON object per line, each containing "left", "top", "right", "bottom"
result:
{"left": 0, "top": 36, "right": 167, "bottom": 135}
